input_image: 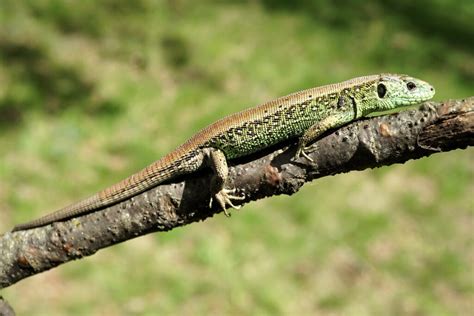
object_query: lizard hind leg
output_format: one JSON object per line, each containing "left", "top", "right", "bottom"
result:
{"left": 207, "top": 148, "right": 245, "bottom": 216}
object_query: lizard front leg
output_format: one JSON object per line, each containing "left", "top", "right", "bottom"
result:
{"left": 296, "top": 114, "right": 347, "bottom": 162}
{"left": 208, "top": 148, "right": 245, "bottom": 216}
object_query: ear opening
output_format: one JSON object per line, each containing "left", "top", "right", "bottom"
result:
{"left": 377, "top": 83, "right": 387, "bottom": 98}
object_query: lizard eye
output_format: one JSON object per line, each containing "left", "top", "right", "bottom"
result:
{"left": 377, "top": 83, "right": 387, "bottom": 98}
{"left": 406, "top": 82, "right": 416, "bottom": 90}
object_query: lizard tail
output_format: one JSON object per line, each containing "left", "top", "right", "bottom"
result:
{"left": 12, "top": 149, "right": 202, "bottom": 231}
{"left": 12, "top": 195, "right": 103, "bottom": 231}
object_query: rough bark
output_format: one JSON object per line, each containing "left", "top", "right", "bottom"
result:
{"left": 0, "top": 97, "right": 472, "bottom": 289}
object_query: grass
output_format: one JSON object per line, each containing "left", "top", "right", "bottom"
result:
{"left": 1, "top": 1, "right": 473, "bottom": 315}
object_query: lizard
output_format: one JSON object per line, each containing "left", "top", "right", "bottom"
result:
{"left": 12, "top": 74, "right": 435, "bottom": 231}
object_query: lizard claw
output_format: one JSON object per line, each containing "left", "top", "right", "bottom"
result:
{"left": 210, "top": 188, "right": 245, "bottom": 216}
{"left": 299, "top": 149, "right": 314, "bottom": 162}
{"left": 294, "top": 145, "right": 316, "bottom": 162}
{"left": 422, "top": 102, "right": 439, "bottom": 117}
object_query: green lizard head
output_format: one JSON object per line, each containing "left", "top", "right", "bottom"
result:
{"left": 369, "top": 74, "right": 435, "bottom": 112}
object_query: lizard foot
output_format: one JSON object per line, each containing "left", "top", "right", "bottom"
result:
{"left": 421, "top": 102, "right": 439, "bottom": 117}
{"left": 294, "top": 144, "right": 318, "bottom": 163}
{"left": 209, "top": 188, "right": 245, "bottom": 216}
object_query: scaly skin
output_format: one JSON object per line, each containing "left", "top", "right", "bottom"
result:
{"left": 12, "top": 74, "right": 435, "bottom": 231}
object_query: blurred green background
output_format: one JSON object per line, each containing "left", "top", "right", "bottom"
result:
{"left": 1, "top": 1, "right": 473, "bottom": 315}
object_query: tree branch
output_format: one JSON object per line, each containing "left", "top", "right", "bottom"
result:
{"left": 0, "top": 97, "right": 472, "bottom": 289}
{"left": 0, "top": 296, "right": 15, "bottom": 316}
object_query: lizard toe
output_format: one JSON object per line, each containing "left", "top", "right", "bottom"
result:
{"left": 300, "top": 150, "right": 314, "bottom": 162}
{"left": 212, "top": 188, "right": 245, "bottom": 216}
